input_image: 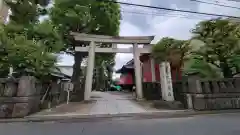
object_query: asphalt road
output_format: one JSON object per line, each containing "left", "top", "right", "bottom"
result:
{"left": 1, "top": 113, "right": 240, "bottom": 135}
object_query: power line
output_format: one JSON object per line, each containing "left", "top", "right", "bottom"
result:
{"left": 97, "top": 0, "right": 240, "bottom": 19}
{"left": 190, "top": 0, "right": 240, "bottom": 10}
{"left": 121, "top": 11, "right": 205, "bottom": 20}
{"left": 121, "top": 7, "right": 217, "bottom": 19}
{"left": 121, "top": 10, "right": 215, "bottom": 20}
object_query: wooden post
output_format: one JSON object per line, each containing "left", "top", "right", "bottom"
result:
{"left": 84, "top": 41, "right": 96, "bottom": 100}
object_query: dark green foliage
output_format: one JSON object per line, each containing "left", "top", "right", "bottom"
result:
{"left": 0, "top": 0, "right": 63, "bottom": 79}
{"left": 50, "top": 0, "right": 121, "bottom": 99}
{"left": 192, "top": 19, "right": 240, "bottom": 78}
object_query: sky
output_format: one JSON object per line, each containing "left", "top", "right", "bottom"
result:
{"left": 58, "top": 0, "right": 240, "bottom": 78}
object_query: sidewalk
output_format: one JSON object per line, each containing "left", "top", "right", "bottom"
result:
{"left": 29, "top": 91, "right": 180, "bottom": 118}
{"left": 1, "top": 91, "right": 240, "bottom": 122}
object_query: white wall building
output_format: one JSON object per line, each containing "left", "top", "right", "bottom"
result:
{"left": 56, "top": 65, "right": 73, "bottom": 77}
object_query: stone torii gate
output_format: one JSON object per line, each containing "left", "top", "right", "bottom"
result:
{"left": 71, "top": 32, "right": 154, "bottom": 100}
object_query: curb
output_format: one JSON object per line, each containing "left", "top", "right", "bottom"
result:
{"left": 1, "top": 110, "right": 240, "bottom": 123}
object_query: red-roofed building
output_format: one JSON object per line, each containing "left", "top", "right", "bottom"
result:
{"left": 116, "top": 54, "right": 182, "bottom": 90}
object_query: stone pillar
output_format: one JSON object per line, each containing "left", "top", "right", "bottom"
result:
{"left": 188, "top": 79, "right": 203, "bottom": 93}
{"left": 150, "top": 58, "right": 156, "bottom": 82}
{"left": 84, "top": 41, "right": 96, "bottom": 100}
{"left": 159, "top": 62, "right": 174, "bottom": 101}
{"left": 12, "top": 76, "right": 39, "bottom": 118}
{"left": 186, "top": 94, "right": 193, "bottom": 109}
{"left": 133, "top": 43, "right": 143, "bottom": 99}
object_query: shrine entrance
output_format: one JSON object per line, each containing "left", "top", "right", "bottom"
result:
{"left": 71, "top": 32, "right": 154, "bottom": 100}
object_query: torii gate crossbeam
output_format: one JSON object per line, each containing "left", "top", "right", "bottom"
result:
{"left": 71, "top": 32, "right": 154, "bottom": 100}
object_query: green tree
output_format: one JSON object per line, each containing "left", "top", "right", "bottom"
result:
{"left": 152, "top": 37, "right": 190, "bottom": 79}
{"left": 4, "top": 0, "right": 62, "bottom": 52}
{"left": 183, "top": 55, "right": 222, "bottom": 78}
{"left": 94, "top": 56, "right": 115, "bottom": 91}
{"left": 0, "top": 27, "right": 58, "bottom": 79}
{"left": 50, "top": 0, "right": 120, "bottom": 100}
{"left": 1, "top": 0, "right": 63, "bottom": 79}
{"left": 4, "top": 0, "right": 49, "bottom": 24}
{"left": 192, "top": 19, "right": 240, "bottom": 78}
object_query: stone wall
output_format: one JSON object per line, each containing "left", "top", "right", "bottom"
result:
{"left": 142, "top": 82, "right": 162, "bottom": 100}
{"left": 0, "top": 76, "right": 67, "bottom": 118}
{"left": 0, "top": 76, "right": 40, "bottom": 118}
{"left": 176, "top": 78, "right": 240, "bottom": 110}
{"left": 172, "top": 80, "right": 189, "bottom": 108}
{"left": 142, "top": 78, "right": 240, "bottom": 110}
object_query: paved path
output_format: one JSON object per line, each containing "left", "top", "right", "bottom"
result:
{"left": 89, "top": 91, "right": 152, "bottom": 114}
{"left": 30, "top": 91, "right": 166, "bottom": 117}
{"left": 3, "top": 113, "right": 240, "bottom": 135}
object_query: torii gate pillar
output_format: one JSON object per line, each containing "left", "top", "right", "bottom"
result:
{"left": 71, "top": 32, "right": 154, "bottom": 101}
{"left": 133, "top": 43, "right": 143, "bottom": 99}
{"left": 84, "top": 41, "right": 96, "bottom": 100}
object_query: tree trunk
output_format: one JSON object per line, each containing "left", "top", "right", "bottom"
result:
{"left": 71, "top": 52, "right": 85, "bottom": 101}
{"left": 99, "top": 66, "right": 105, "bottom": 91}
{"left": 220, "top": 61, "right": 233, "bottom": 78}
{"left": 95, "top": 67, "right": 100, "bottom": 91}
{"left": 95, "top": 66, "right": 105, "bottom": 91}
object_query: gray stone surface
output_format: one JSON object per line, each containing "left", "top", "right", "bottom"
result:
{"left": 2, "top": 113, "right": 240, "bottom": 135}
{"left": 17, "top": 76, "right": 37, "bottom": 97}
{"left": 12, "top": 103, "right": 31, "bottom": 118}
{"left": 89, "top": 91, "right": 147, "bottom": 114}
{"left": 192, "top": 96, "right": 240, "bottom": 110}
{"left": 193, "top": 97, "right": 206, "bottom": 110}
{"left": 0, "top": 104, "right": 13, "bottom": 118}
{"left": 152, "top": 100, "right": 184, "bottom": 109}
{"left": 4, "top": 82, "right": 17, "bottom": 97}
{"left": 0, "top": 77, "right": 66, "bottom": 118}
{"left": 30, "top": 91, "right": 166, "bottom": 118}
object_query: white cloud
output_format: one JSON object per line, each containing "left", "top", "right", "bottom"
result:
{"left": 197, "top": 0, "right": 240, "bottom": 16}
{"left": 150, "top": 16, "right": 201, "bottom": 43}
{"left": 119, "top": 0, "right": 151, "bottom": 5}
{"left": 114, "top": 20, "right": 148, "bottom": 71}
{"left": 119, "top": 20, "right": 146, "bottom": 36}
{"left": 60, "top": 0, "right": 240, "bottom": 75}
{"left": 147, "top": 0, "right": 240, "bottom": 44}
